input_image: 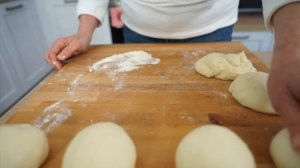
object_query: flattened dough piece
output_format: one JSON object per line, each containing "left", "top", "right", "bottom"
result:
{"left": 229, "top": 71, "right": 275, "bottom": 114}
{"left": 62, "top": 122, "right": 136, "bottom": 168}
{"left": 176, "top": 125, "right": 255, "bottom": 168}
{"left": 194, "top": 51, "right": 256, "bottom": 80}
{"left": 270, "top": 128, "right": 300, "bottom": 168}
{"left": 0, "top": 124, "right": 49, "bottom": 168}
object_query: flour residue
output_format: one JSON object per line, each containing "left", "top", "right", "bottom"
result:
{"left": 67, "top": 74, "right": 83, "bottom": 96}
{"left": 34, "top": 100, "right": 72, "bottom": 133}
{"left": 89, "top": 51, "right": 160, "bottom": 73}
{"left": 181, "top": 49, "right": 206, "bottom": 62}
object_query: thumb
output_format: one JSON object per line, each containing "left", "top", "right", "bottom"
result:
{"left": 57, "top": 40, "right": 81, "bottom": 61}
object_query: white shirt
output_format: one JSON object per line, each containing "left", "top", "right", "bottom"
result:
{"left": 77, "top": 0, "right": 300, "bottom": 39}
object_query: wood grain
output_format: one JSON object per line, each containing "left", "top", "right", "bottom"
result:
{"left": 2, "top": 42, "right": 283, "bottom": 168}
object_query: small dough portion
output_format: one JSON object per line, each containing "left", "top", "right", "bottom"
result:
{"left": 0, "top": 124, "right": 49, "bottom": 168}
{"left": 270, "top": 128, "right": 300, "bottom": 168}
{"left": 229, "top": 71, "right": 275, "bottom": 114}
{"left": 176, "top": 125, "right": 255, "bottom": 168}
{"left": 62, "top": 122, "right": 136, "bottom": 168}
{"left": 194, "top": 51, "right": 256, "bottom": 80}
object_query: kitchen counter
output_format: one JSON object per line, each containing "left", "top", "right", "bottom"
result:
{"left": 1, "top": 42, "right": 282, "bottom": 168}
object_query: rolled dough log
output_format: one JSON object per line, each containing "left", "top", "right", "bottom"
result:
{"left": 229, "top": 71, "right": 275, "bottom": 114}
{"left": 62, "top": 122, "right": 136, "bottom": 168}
{"left": 176, "top": 125, "right": 255, "bottom": 168}
{"left": 0, "top": 124, "right": 49, "bottom": 168}
{"left": 270, "top": 128, "right": 300, "bottom": 168}
{"left": 194, "top": 51, "right": 256, "bottom": 80}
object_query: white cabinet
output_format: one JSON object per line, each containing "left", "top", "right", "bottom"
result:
{"left": 232, "top": 31, "right": 274, "bottom": 52}
{"left": 0, "top": 0, "right": 52, "bottom": 115}
{"left": 34, "top": 0, "right": 112, "bottom": 47}
{"left": 0, "top": 35, "right": 24, "bottom": 114}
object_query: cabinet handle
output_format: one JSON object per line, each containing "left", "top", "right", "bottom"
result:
{"left": 5, "top": 4, "right": 23, "bottom": 11}
{"left": 64, "top": 0, "right": 78, "bottom": 3}
{"left": 232, "top": 35, "right": 250, "bottom": 40}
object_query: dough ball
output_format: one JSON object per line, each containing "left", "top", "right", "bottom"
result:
{"left": 0, "top": 124, "right": 49, "bottom": 168}
{"left": 194, "top": 51, "right": 256, "bottom": 80}
{"left": 270, "top": 128, "right": 300, "bottom": 168}
{"left": 62, "top": 122, "right": 136, "bottom": 168}
{"left": 175, "top": 125, "right": 255, "bottom": 168}
{"left": 229, "top": 71, "right": 275, "bottom": 114}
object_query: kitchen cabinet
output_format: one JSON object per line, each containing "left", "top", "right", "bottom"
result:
{"left": 232, "top": 31, "right": 274, "bottom": 52}
{"left": 34, "top": 0, "right": 112, "bottom": 47}
{"left": 0, "top": 35, "right": 24, "bottom": 115}
{"left": 0, "top": 0, "right": 52, "bottom": 115}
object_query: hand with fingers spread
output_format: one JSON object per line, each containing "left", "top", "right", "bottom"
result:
{"left": 44, "top": 14, "right": 99, "bottom": 70}
{"left": 268, "top": 2, "right": 300, "bottom": 152}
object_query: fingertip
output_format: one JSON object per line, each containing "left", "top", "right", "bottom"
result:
{"left": 58, "top": 54, "right": 66, "bottom": 61}
{"left": 52, "top": 60, "right": 63, "bottom": 70}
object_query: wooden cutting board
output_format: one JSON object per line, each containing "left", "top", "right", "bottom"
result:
{"left": 1, "top": 42, "right": 283, "bottom": 168}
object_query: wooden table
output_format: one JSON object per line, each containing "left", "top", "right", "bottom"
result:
{"left": 1, "top": 42, "right": 283, "bottom": 168}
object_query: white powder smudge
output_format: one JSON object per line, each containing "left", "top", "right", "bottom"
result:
{"left": 67, "top": 74, "right": 83, "bottom": 96}
{"left": 89, "top": 51, "right": 160, "bottom": 73}
{"left": 34, "top": 100, "right": 72, "bottom": 133}
{"left": 213, "top": 92, "right": 230, "bottom": 99}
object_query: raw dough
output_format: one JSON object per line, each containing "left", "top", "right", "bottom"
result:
{"left": 270, "top": 128, "right": 300, "bottom": 168}
{"left": 175, "top": 125, "right": 255, "bottom": 168}
{"left": 0, "top": 124, "right": 49, "bottom": 168}
{"left": 229, "top": 71, "right": 275, "bottom": 114}
{"left": 194, "top": 51, "right": 256, "bottom": 80}
{"left": 62, "top": 122, "right": 136, "bottom": 168}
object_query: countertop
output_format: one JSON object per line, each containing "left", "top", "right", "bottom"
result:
{"left": 1, "top": 42, "right": 282, "bottom": 168}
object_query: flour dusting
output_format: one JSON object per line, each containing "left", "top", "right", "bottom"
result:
{"left": 67, "top": 74, "right": 83, "bottom": 96}
{"left": 89, "top": 51, "right": 160, "bottom": 73}
{"left": 34, "top": 100, "right": 72, "bottom": 133}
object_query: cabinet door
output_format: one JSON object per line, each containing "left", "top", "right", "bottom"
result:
{"left": 0, "top": 34, "right": 23, "bottom": 115}
{"left": 34, "top": 0, "right": 112, "bottom": 47}
{"left": 0, "top": 0, "right": 52, "bottom": 91}
{"left": 232, "top": 31, "right": 274, "bottom": 52}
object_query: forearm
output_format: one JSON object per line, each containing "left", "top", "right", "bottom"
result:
{"left": 78, "top": 14, "right": 99, "bottom": 40}
{"left": 272, "top": 2, "right": 300, "bottom": 54}
{"left": 267, "top": 2, "right": 300, "bottom": 151}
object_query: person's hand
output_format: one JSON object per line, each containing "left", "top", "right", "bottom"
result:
{"left": 44, "top": 14, "right": 99, "bottom": 70}
{"left": 44, "top": 33, "right": 91, "bottom": 69}
{"left": 268, "top": 46, "right": 300, "bottom": 152}
{"left": 268, "top": 2, "right": 300, "bottom": 151}
{"left": 110, "top": 7, "right": 123, "bottom": 28}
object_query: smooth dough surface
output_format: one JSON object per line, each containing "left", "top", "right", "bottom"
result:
{"left": 0, "top": 124, "right": 49, "bottom": 168}
{"left": 229, "top": 71, "right": 275, "bottom": 114}
{"left": 62, "top": 122, "right": 136, "bottom": 168}
{"left": 176, "top": 125, "right": 255, "bottom": 168}
{"left": 194, "top": 51, "right": 256, "bottom": 80}
{"left": 270, "top": 128, "right": 300, "bottom": 168}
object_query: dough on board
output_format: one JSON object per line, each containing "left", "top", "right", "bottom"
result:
{"left": 270, "top": 128, "right": 300, "bottom": 168}
{"left": 0, "top": 124, "right": 49, "bottom": 168}
{"left": 176, "top": 125, "right": 255, "bottom": 168}
{"left": 62, "top": 122, "right": 136, "bottom": 168}
{"left": 229, "top": 71, "right": 275, "bottom": 114}
{"left": 194, "top": 51, "right": 256, "bottom": 80}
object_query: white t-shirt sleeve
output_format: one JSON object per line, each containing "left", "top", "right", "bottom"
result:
{"left": 77, "top": 0, "right": 109, "bottom": 24}
{"left": 262, "top": 0, "right": 300, "bottom": 31}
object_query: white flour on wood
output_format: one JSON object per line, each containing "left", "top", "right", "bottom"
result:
{"left": 34, "top": 100, "right": 72, "bottom": 133}
{"left": 89, "top": 51, "right": 160, "bottom": 73}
